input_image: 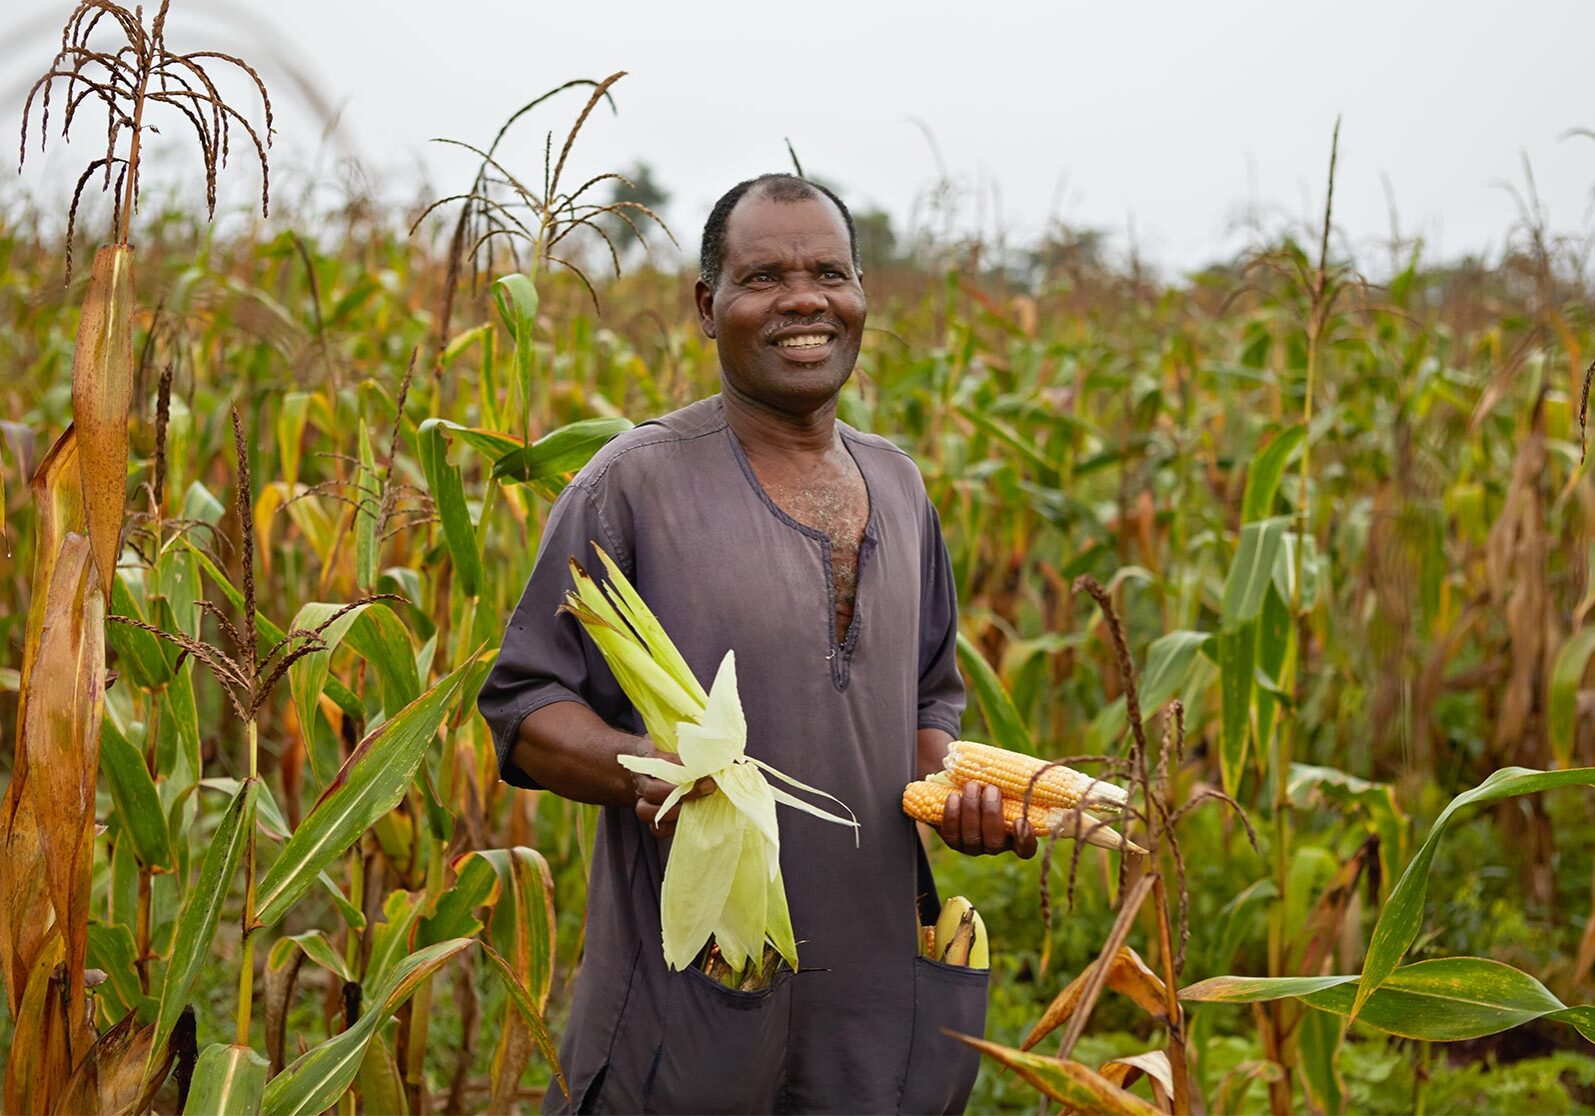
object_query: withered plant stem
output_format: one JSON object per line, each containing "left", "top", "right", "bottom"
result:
{"left": 1056, "top": 872, "right": 1154, "bottom": 1061}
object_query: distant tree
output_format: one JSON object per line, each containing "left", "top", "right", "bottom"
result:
{"left": 603, "top": 162, "right": 671, "bottom": 259}
{"left": 854, "top": 208, "right": 899, "bottom": 275}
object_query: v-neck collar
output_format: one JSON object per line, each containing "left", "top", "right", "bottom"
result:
{"left": 720, "top": 405, "right": 879, "bottom": 691}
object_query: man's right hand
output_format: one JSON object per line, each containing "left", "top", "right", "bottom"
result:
{"left": 632, "top": 745, "right": 716, "bottom": 838}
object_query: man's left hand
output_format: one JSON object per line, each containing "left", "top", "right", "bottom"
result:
{"left": 939, "top": 781, "right": 1037, "bottom": 859}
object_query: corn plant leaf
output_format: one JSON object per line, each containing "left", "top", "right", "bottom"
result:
{"left": 20, "top": 427, "right": 83, "bottom": 724}
{"left": 1297, "top": 1005, "right": 1346, "bottom": 1115}
{"left": 345, "top": 602, "right": 421, "bottom": 714}
{"left": 492, "top": 273, "right": 538, "bottom": 422}
{"left": 418, "top": 418, "right": 484, "bottom": 596}
{"left": 481, "top": 943, "right": 568, "bottom": 1100}
{"left": 417, "top": 852, "right": 502, "bottom": 946}
{"left": 1253, "top": 585, "right": 1292, "bottom": 758}
{"left": 253, "top": 660, "right": 471, "bottom": 927}
{"left": 1218, "top": 623, "right": 1256, "bottom": 797}
{"left": 1182, "top": 956, "right": 1595, "bottom": 1043}
{"left": 147, "top": 778, "right": 255, "bottom": 1081}
{"left": 1221, "top": 516, "right": 1289, "bottom": 628}
{"left": 952, "top": 1034, "right": 1160, "bottom": 1115}
{"left": 1353, "top": 766, "right": 1595, "bottom": 1020}
{"left": 355, "top": 1036, "right": 407, "bottom": 1116}
{"left": 87, "top": 923, "right": 151, "bottom": 1024}
{"left": 1084, "top": 630, "right": 1212, "bottom": 753}
{"left": 1287, "top": 764, "right": 1407, "bottom": 900}
{"left": 287, "top": 600, "right": 375, "bottom": 785}
{"left": 268, "top": 930, "right": 353, "bottom": 983}
{"left": 53, "top": 1007, "right": 166, "bottom": 1116}
{"left": 955, "top": 631, "right": 1034, "bottom": 755}
{"left": 492, "top": 417, "right": 634, "bottom": 484}
{"left": 366, "top": 889, "right": 426, "bottom": 988}
{"left": 0, "top": 781, "right": 48, "bottom": 1018}
{"left": 186, "top": 1044, "right": 268, "bottom": 1116}
{"left": 72, "top": 244, "right": 135, "bottom": 596}
{"left": 355, "top": 418, "right": 379, "bottom": 590}
{"left": 160, "top": 645, "right": 202, "bottom": 787}
{"left": 101, "top": 716, "right": 174, "bottom": 870}
{"left": 1241, "top": 425, "right": 1306, "bottom": 523}
{"left": 480, "top": 848, "right": 558, "bottom": 1010}
{"left": 108, "top": 572, "right": 173, "bottom": 688}
{"left": 22, "top": 531, "right": 104, "bottom": 1042}
{"left": 2, "top": 931, "right": 67, "bottom": 1115}
{"left": 277, "top": 391, "right": 313, "bottom": 489}
{"left": 1550, "top": 628, "right": 1595, "bottom": 767}
{"left": 261, "top": 937, "right": 474, "bottom": 1116}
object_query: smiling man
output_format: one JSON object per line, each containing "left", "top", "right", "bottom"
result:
{"left": 478, "top": 174, "right": 1034, "bottom": 1115}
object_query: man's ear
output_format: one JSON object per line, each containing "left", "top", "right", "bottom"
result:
{"left": 693, "top": 278, "right": 716, "bottom": 339}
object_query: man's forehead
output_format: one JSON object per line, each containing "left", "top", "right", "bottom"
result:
{"left": 722, "top": 193, "right": 849, "bottom": 260}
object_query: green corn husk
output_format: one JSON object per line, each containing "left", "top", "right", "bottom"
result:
{"left": 561, "top": 546, "right": 858, "bottom": 977}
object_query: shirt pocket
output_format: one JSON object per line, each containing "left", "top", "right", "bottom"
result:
{"left": 898, "top": 955, "right": 988, "bottom": 1115}
{"left": 642, "top": 966, "right": 793, "bottom": 1114}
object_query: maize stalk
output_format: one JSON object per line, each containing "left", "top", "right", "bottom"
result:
{"left": 902, "top": 779, "right": 1146, "bottom": 855}
{"left": 944, "top": 740, "right": 1128, "bottom": 814}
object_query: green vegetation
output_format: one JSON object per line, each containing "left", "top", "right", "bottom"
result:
{"left": 5, "top": 7, "right": 1595, "bottom": 1111}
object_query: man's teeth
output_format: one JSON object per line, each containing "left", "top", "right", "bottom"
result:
{"left": 776, "top": 334, "right": 830, "bottom": 348}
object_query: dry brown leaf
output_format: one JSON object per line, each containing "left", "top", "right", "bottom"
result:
{"left": 71, "top": 245, "right": 136, "bottom": 599}
{"left": 51, "top": 1009, "right": 169, "bottom": 1116}
{"left": 21, "top": 531, "right": 105, "bottom": 1051}
{"left": 1022, "top": 945, "right": 1171, "bottom": 1052}
{"left": 1100, "top": 1050, "right": 1175, "bottom": 1112}
{"left": 2, "top": 932, "right": 69, "bottom": 1115}
{"left": 0, "top": 782, "right": 49, "bottom": 1016}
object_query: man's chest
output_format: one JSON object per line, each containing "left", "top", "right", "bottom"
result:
{"left": 748, "top": 458, "right": 870, "bottom": 640}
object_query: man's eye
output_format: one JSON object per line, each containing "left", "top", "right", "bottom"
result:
{"left": 822, "top": 269, "right": 846, "bottom": 280}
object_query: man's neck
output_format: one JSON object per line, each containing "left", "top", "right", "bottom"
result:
{"left": 721, "top": 382, "right": 840, "bottom": 458}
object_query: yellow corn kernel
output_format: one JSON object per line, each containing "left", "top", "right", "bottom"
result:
{"left": 944, "top": 740, "right": 1128, "bottom": 814}
{"left": 900, "top": 780, "right": 1145, "bottom": 854}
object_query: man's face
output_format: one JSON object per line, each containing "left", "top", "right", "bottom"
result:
{"left": 695, "top": 191, "right": 866, "bottom": 416}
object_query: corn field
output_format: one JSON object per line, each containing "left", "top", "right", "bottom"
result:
{"left": 7, "top": 4, "right": 1595, "bottom": 1113}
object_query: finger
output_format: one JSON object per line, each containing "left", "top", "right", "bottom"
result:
{"left": 981, "top": 784, "right": 1005, "bottom": 853}
{"left": 685, "top": 775, "right": 717, "bottom": 800}
{"left": 961, "top": 781, "right": 982, "bottom": 851}
{"left": 638, "top": 776, "right": 675, "bottom": 807}
{"left": 1011, "top": 817, "right": 1037, "bottom": 860}
{"left": 940, "top": 791, "right": 962, "bottom": 850}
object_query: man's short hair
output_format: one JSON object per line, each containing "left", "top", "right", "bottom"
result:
{"left": 699, "top": 173, "right": 860, "bottom": 288}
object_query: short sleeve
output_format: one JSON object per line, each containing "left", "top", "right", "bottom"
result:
{"left": 916, "top": 499, "right": 965, "bottom": 737}
{"left": 476, "top": 482, "right": 632, "bottom": 789}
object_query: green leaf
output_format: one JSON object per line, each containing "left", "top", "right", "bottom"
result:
{"left": 345, "top": 603, "right": 420, "bottom": 714}
{"left": 108, "top": 573, "right": 172, "bottom": 688}
{"left": 277, "top": 392, "right": 312, "bottom": 489}
{"left": 267, "top": 930, "right": 353, "bottom": 982}
{"left": 186, "top": 1044, "right": 268, "bottom": 1116}
{"left": 262, "top": 938, "right": 474, "bottom": 1116}
{"left": 160, "top": 663, "right": 201, "bottom": 789}
{"left": 482, "top": 944, "right": 568, "bottom": 1102}
{"left": 1241, "top": 426, "right": 1305, "bottom": 523}
{"left": 101, "top": 717, "right": 174, "bottom": 870}
{"left": 955, "top": 632, "right": 1034, "bottom": 754}
{"left": 355, "top": 419, "right": 379, "bottom": 591}
{"left": 1288, "top": 764, "right": 1407, "bottom": 900}
{"left": 482, "top": 848, "right": 556, "bottom": 1008}
{"left": 366, "top": 890, "right": 426, "bottom": 987}
{"left": 87, "top": 923, "right": 151, "bottom": 1024}
{"left": 287, "top": 601, "right": 375, "bottom": 786}
{"left": 1297, "top": 1007, "right": 1345, "bottom": 1115}
{"left": 951, "top": 1035, "right": 1160, "bottom": 1115}
{"left": 1253, "top": 586, "right": 1292, "bottom": 758}
{"left": 1550, "top": 628, "right": 1595, "bottom": 767}
{"left": 1353, "top": 766, "right": 1595, "bottom": 1020}
{"left": 1182, "top": 956, "right": 1595, "bottom": 1044}
{"left": 1083, "top": 630, "right": 1212, "bottom": 753}
{"left": 1221, "top": 517, "right": 1289, "bottom": 627}
{"left": 146, "top": 779, "right": 255, "bottom": 1082}
{"left": 253, "top": 661, "right": 471, "bottom": 927}
{"left": 1218, "top": 624, "right": 1256, "bottom": 797}
{"left": 418, "top": 418, "right": 484, "bottom": 597}
{"left": 492, "top": 417, "right": 633, "bottom": 485}
{"left": 417, "top": 853, "right": 501, "bottom": 947}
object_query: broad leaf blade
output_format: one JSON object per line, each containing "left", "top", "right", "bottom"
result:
{"left": 253, "top": 660, "right": 472, "bottom": 927}
{"left": 71, "top": 244, "right": 135, "bottom": 596}
{"left": 955, "top": 632, "right": 1034, "bottom": 755}
{"left": 186, "top": 1044, "right": 267, "bottom": 1116}
{"left": 418, "top": 418, "right": 484, "bottom": 597}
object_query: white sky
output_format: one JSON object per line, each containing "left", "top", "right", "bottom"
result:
{"left": 5, "top": 0, "right": 1595, "bottom": 276}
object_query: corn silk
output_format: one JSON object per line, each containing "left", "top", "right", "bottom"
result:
{"left": 563, "top": 548, "right": 858, "bottom": 973}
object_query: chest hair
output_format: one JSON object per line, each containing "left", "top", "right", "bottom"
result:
{"left": 753, "top": 452, "right": 870, "bottom": 643}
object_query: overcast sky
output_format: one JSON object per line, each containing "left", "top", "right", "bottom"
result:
{"left": 5, "top": 0, "right": 1595, "bottom": 276}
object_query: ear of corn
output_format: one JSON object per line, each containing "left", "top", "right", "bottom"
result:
{"left": 944, "top": 740, "right": 1129, "bottom": 815}
{"left": 902, "top": 779, "right": 1146, "bottom": 855}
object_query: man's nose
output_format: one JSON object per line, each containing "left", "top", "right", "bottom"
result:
{"left": 774, "top": 278, "right": 828, "bottom": 316}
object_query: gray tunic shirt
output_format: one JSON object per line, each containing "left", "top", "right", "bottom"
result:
{"left": 478, "top": 396, "right": 985, "bottom": 1114}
